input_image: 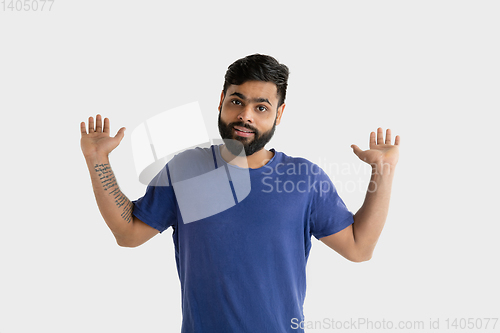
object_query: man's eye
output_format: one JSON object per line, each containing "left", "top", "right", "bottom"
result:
{"left": 258, "top": 106, "right": 267, "bottom": 112}
{"left": 232, "top": 100, "right": 242, "bottom": 105}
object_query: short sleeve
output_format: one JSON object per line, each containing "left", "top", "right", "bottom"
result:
{"left": 132, "top": 165, "right": 177, "bottom": 233}
{"left": 309, "top": 167, "right": 354, "bottom": 240}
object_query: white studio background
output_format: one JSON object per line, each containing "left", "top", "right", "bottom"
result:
{"left": 1, "top": 1, "right": 498, "bottom": 332}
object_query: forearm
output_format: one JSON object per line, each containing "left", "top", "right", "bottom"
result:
{"left": 353, "top": 164, "right": 395, "bottom": 259}
{"left": 85, "top": 154, "right": 134, "bottom": 243}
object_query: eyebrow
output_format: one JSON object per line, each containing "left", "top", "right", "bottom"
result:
{"left": 229, "top": 92, "right": 273, "bottom": 107}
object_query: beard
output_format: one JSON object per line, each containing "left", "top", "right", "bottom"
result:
{"left": 217, "top": 112, "right": 277, "bottom": 157}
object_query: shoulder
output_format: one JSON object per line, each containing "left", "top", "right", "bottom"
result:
{"left": 278, "top": 150, "right": 317, "bottom": 166}
{"left": 170, "top": 145, "right": 214, "bottom": 164}
{"left": 268, "top": 150, "right": 325, "bottom": 178}
{"left": 168, "top": 145, "right": 217, "bottom": 182}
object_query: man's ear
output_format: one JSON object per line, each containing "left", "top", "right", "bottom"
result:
{"left": 218, "top": 90, "right": 225, "bottom": 112}
{"left": 275, "top": 103, "right": 285, "bottom": 125}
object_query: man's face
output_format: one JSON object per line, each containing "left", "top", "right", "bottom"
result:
{"left": 218, "top": 81, "right": 285, "bottom": 156}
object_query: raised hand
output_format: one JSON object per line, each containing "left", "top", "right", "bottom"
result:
{"left": 351, "top": 128, "right": 400, "bottom": 170}
{"left": 80, "top": 114, "right": 126, "bottom": 159}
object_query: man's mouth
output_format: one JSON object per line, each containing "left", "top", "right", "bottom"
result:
{"left": 233, "top": 125, "right": 254, "bottom": 133}
{"left": 233, "top": 125, "right": 255, "bottom": 137}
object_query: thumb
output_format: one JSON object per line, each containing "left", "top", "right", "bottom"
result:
{"left": 114, "top": 127, "right": 126, "bottom": 142}
{"left": 351, "top": 144, "right": 363, "bottom": 157}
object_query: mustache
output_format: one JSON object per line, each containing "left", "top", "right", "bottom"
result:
{"left": 229, "top": 122, "right": 257, "bottom": 133}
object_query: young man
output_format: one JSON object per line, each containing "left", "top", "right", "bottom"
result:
{"left": 80, "top": 54, "right": 400, "bottom": 332}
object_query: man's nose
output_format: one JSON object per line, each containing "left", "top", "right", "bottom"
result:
{"left": 238, "top": 105, "right": 254, "bottom": 123}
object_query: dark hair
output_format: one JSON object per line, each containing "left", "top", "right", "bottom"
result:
{"left": 223, "top": 54, "right": 289, "bottom": 108}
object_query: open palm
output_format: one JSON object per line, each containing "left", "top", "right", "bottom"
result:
{"left": 80, "top": 114, "right": 126, "bottom": 159}
{"left": 351, "top": 128, "right": 400, "bottom": 168}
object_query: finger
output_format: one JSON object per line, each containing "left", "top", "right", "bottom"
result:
{"left": 103, "top": 117, "right": 110, "bottom": 134}
{"left": 369, "top": 131, "right": 376, "bottom": 148}
{"left": 80, "top": 121, "right": 87, "bottom": 136}
{"left": 96, "top": 114, "right": 102, "bottom": 133}
{"left": 395, "top": 135, "right": 401, "bottom": 145}
{"left": 385, "top": 128, "right": 392, "bottom": 145}
{"left": 114, "top": 127, "right": 126, "bottom": 143}
{"left": 377, "top": 127, "right": 384, "bottom": 145}
{"left": 88, "top": 116, "right": 94, "bottom": 133}
{"left": 351, "top": 144, "right": 363, "bottom": 158}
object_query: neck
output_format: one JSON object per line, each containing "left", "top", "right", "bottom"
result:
{"left": 220, "top": 145, "right": 274, "bottom": 169}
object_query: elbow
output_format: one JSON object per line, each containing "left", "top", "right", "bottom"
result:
{"left": 117, "top": 240, "right": 138, "bottom": 248}
{"left": 348, "top": 250, "right": 373, "bottom": 263}
{"left": 350, "top": 254, "right": 372, "bottom": 263}
{"left": 348, "top": 242, "right": 375, "bottom": 262}
{"left": 115, "top": 234, "right": 139, "bottom": 248}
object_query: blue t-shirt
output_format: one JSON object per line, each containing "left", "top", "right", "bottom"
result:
{"left": 132, "top": 144, "right": 354, "bottom": 333}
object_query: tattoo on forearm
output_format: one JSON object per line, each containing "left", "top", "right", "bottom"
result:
{"left": 94, "top": 163, "right": 133, "bottom": 223}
